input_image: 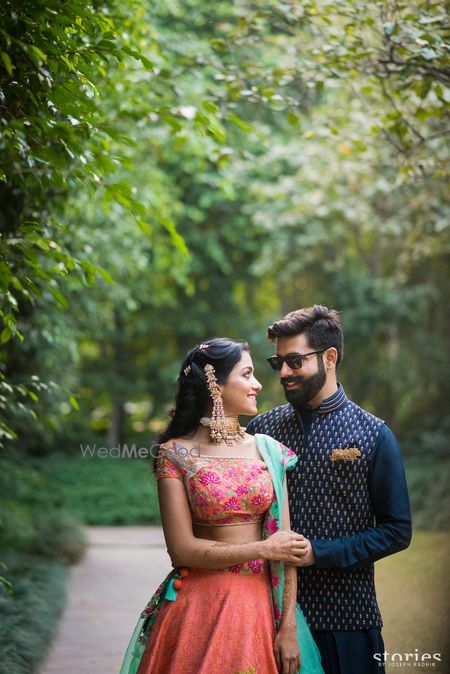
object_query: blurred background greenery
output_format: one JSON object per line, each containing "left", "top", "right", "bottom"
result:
{"left": 0, "top": 0, "right": 448, "bottom": 672}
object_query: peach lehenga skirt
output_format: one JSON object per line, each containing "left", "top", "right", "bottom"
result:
{"left": 136, "top": 560, "right": 279, "bottom": 674}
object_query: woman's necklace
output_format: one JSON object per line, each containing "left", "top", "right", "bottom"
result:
{"left": 199, "top": 415, "right": 246, "bottom": 445}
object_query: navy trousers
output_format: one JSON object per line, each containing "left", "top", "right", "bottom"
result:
{"left": 311, "top": 629, "right": 386, "bottom": 674}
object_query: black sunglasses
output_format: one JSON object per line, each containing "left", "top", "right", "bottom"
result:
{"left": 266, "top": 349, "right": 327, "bottom": 371}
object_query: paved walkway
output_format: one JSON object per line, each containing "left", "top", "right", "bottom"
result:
{"left": 40, "top": 526, "right": 172, "bottom": 674}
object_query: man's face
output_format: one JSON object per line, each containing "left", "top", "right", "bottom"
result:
{"left": 276, "top": 334, "right": 327, "bottom": 406}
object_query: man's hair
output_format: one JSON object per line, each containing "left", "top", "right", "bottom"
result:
{"left": 267, "top": 304, "right": 344, "bottom": 368}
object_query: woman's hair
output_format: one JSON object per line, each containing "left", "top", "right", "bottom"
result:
{"left": 153, "top": 337, "right": 249, "bottom": 469}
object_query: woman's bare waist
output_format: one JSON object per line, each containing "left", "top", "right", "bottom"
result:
{"left": 192, "top": 521, "right": 263, "bottom": 544}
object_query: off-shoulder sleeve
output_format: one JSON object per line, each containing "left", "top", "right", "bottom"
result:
{"left": 155, "top": 447, "right": 184, "bottom": 481}
{"left": 279, "top": 442, "right": 298, "bottom": 471}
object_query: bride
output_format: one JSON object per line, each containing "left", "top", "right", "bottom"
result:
{"left": 119, "top": 337, "right": 324, "bottom": 674}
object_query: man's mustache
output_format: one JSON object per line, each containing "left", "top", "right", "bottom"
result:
{"left": 281, "top": 377, "right": 304, "bottom": 386}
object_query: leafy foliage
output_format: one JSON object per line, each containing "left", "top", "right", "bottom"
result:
{"left": 0, "top": 553, "right": 68, "bottom": 674}
{"left": 0, "top": 1, "right": 448, "bottom": 530}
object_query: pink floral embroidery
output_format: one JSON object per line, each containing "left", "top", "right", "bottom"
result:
{"left": 229, "top": 563, "right": 244, "bottom": 573}
{"left": 156, "top": 454, "right": 273, "bottom": 526}
{"left": 280, "top": 444, "right": 297, "bottom": 464}
{"left": 199, "top": 471, "right": 221, "bottom": 486}
{"left": 223, "top": 496, "right": 241, "bottom": 511}
{"left": 274, "top": 604, "right": 281, "bottom": 621}
{"left": 272, "top": 573, "right": 280, "bottom": 588}
{"left": 248, "top": 559, "right": 263, "bottom": 573}
{"left": 267, "top": 517, "right": 279, "bottom": 534}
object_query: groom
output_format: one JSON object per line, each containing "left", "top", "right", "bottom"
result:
{"left": 246, "top": 304, "right": 412, "bottom": 674}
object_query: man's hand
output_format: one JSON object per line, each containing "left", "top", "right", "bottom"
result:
{"left": 294, "top": 536, "right": 315, "bottom": 567}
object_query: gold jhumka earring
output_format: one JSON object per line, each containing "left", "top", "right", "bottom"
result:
{"left": 200, "top": 363, "right": 246, "bottom": 445}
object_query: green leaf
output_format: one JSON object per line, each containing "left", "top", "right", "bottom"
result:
{"left": 202, "top": 100, "right": 219, "bottom": 114}
{"left": 95, "top": 266, "right": 115, "bottom": 285}
{"left": 0, "top": 327, "right": 12, "bottom": 344}
{"left": 262, "top": 87, "right": 275, "bottom": 99}
{"left": 152, "top": 215, "right": 188, "bottom": 256}
{"left": 69, "top": 395, "right": 80, "bottom": 411}
{"left": 210, "top": 38, "right": 228, "bottom": 51}
{"left": 227, "top": 113, "right": 252, "bottom": 133}
{"left": 208, "top": 122, "right": 226, "bottom": 144}
{"left": 137, "top": 219, "right": 153, "bottom": 239}
{"left": 29, "top": 45, "right": 47, "bottom": 63}
{"left": 60, "top": 55, "right": 77, "bottom": 73}
{"left": 49, "top": 287, "right": 69, "bottom": 309}
{"left": 1, "top": 52, "right": 13, "bottom": 76}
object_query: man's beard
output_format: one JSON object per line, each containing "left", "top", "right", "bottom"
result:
{"left": 281, "top": 356, "right": 327, "bottom": 407}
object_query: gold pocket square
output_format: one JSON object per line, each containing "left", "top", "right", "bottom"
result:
{"left": 331, "top": 447, "right": 361, "bottom": 462}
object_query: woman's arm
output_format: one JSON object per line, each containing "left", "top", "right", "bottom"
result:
{"left": 158, "top": 477, "right": 307, "bottom": 569}
{"left": 274, "top": 474, "right": 301, "bottom": 674}
{"left": 279, "top": 476, "right": 299, "bottom": 628}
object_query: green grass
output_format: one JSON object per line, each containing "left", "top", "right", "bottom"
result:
{"left": 0, "top": 553, "right": 68, "bottom": 674}
{"left": 377, "top": 531, "right": 450, "bottom": 672}
{"left": 404, "top": 458, "right": 450, "bottom": 531}
{"left": 0, "top": 457, "right": 89, "bottom": 674}
{"left": 1, "top": 454, "right": 160, "bottom": 526}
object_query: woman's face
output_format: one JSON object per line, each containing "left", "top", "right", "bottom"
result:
{"left": 218, "top": 350, "right": 262, "bottom": 417}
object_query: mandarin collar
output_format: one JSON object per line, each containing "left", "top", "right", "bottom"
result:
{"left": 291, "top": 381, "right": 348, "bottom": 418}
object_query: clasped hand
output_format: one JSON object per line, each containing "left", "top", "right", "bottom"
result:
{"left": 264, "top": 530, "right": 315, "bottom": 566}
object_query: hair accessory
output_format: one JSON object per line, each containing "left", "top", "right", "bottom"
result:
{"left": 198, "top": 343, "right": 209, "bottom": 349}
{"left": 202, "top": 363, "right": 246, "bottom": 445}
{"left": 183, "top": 365, "right": 191, "bottom": 376}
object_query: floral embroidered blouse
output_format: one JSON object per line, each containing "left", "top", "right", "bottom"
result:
{"left": 155, "top": 440, "right": 296, "bottom": 528}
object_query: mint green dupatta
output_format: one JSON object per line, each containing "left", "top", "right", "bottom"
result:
{"left": 255, "top": 433, "right": 324, "bottom": 674}
{"left": 119, "top": 566, "right": 178, "bottom": 674}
